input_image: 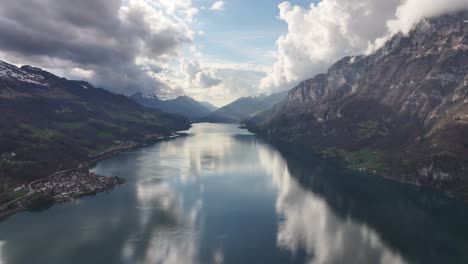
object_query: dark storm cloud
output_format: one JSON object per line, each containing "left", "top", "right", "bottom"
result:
{"left": 0, "top": 0, "right": 192, "bottom": 94}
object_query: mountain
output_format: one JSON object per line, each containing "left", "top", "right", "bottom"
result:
{"left": 203, "top": 91, "right": 288, "bottom": 124}
{"left": 0, "top": 60, "right": 190, "bottom": 202}
{"left": 199, "top": 101, "right": 218, "bottom": 112}
{"left": 247, "top": 12, "right": 468, "bottom": 200}
{"left": 130, "top": 92, "right": 215, "bottom": 121}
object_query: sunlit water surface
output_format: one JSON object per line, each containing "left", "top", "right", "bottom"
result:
{"left": 1, "top": 123, "right": 468, "bottom": 264}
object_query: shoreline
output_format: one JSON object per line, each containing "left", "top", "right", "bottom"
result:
{"left": 249, "top": 130, "right": 468, "bottom": 203}
{"left": 0, "top": 132, "right": 187, "bottom": 219}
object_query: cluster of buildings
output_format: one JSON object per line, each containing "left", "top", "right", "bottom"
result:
{"left": 32, "top": 166, "right": 125, "bottom": 202}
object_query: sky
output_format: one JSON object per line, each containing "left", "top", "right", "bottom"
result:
{"left": 0, "top": 0, "right": 467, "bottom": 106}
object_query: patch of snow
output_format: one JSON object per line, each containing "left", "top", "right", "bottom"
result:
{"left": 0, "top": 61, "right": 50, "bottom": 86}
{"left": 5, "top": 68, "right": 48, "bottom": 86}
{"left": 0, "top": 69, "right": 8, "bottom": 78}
{"left": 81, "top": 85, "right": 88, "bottom": 89}
{"left": 142, "top": 93, "right": 159, "bottom": 99}
{"left": 9, "top": 70, "right": 48, "bottom": 86}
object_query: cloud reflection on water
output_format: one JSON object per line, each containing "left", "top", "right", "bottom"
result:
{"left": 124, "top": 125, "right": 409, "bottom": 264}
{"left": 2, "top": 124, "right": 467, "bottom": 264}
{"left": 257, "top": 146, "right": 407, "bottom": 264}
{"left": 121, "top": 126, "right": 237, "bottom": 264}
{"left": 123, "top": 164, "right": 205, "bottom": 264}
{"left": 124, "top": 125, "right": 265, "bottom": 264}
{"left": 0, "top": 241, "right": 5, "bottom": 264}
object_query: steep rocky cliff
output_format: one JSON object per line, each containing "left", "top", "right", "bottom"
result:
{"left": 248, "top": 12, "right": 468, "bottom": 199}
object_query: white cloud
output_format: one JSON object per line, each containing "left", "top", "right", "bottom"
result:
{"left": 260, "top": 0, "right": 400, "bottom": 93}
{"left": 180, "top": 59, "right": 222, "bottom": 89}
{"left": 0, "top": 0, "right": 197, "bottom": 96}
{"left": 195, "top": 71, "right": 222, "bottom": 88}
{"left": 210, "top": 1, "right": 224, "bottom": 11}
{"left": 180, "top": 59, "right": 221, "bottom": 88}
{"left": 178, "top": 59, "right": 267, "bottom": 106}
{"left": 390, "top": 0, "right": 468, "bottom": 34}
{"left": 69, "top": 67, "right": 95, "bottom": 79}
{"left": 181, "top": 59, "right": 201, "bottom": 81}
{"left": 368, "top": 0, "right": 468, "bottom": 53}
{"left": 157, "top": 0, "right": 198, "bottom": 20}
{"left": 261, "top": 0, "right": 468, "bottom": 93}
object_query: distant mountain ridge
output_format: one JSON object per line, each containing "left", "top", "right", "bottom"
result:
{"left": 0, "top": 60, "right": 190, "bottom": 202}
{"left": 130, "top": 92, "right": 216, "bottom": 121}
{"left": 247, "top": 12, "right": 468, "bottom": 200}
{"left": 199, "top": 101, "right": 218, "bottom": 112}
{"left": 202, "top": 91, "right": 288, "bottom": 124}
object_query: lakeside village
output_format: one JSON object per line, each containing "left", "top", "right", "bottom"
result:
{"left": 0, "top": 133, "right": 186, "bottom": 218}
{"left": 0, "top": 143, "right": 132, "bottom": 217}
{"left": 1, "top": 166, "right": 125, "bottom": 216}
{"left": 33, "top": 166, "right": 125, "bottom": 203}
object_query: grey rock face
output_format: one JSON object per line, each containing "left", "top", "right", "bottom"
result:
{"left": 249, "top": 12, "right": 468, "bottom": 200}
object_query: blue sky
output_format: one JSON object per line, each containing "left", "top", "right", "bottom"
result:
{"left": 194, "top": 0, "right": 316, "bottom": 65}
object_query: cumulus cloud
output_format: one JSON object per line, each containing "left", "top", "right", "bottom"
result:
{"left": 200, "top": 65, "right": 267, "bottom": 106}
{"left": 369, "top": 0, "right": 468, "bottom": 52}
{"left": 195, "top": 72, "right": 222, "bottom": 88}
{"left": 260, "top": 0, "right": 400, "bottom": 92}
{"left": 177, "top": 60, "right": 267, "bottom": 106}
{"left": 69, "top": 67, "right": 95, "bottom": 79}
{"left": 181, "top": 59, "right": 202, "bottom": 82}
{"left": 0, "top": 0, "right": 195, "bottom": 95}
{"left": 210, "top": 1, "right": 224, "bottom": 11}
{"left": 390, "top": 0, "right": 468, "bottom": 34}
{"left": 261, "top": 0, "right": 468, "bottom": 93}
{"left": 180, "top": 59, "right": 222, "bottom": 88}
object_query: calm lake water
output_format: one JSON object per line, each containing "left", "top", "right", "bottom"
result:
{"left": 1, "top": 123, "right": 468, "bottom": 264}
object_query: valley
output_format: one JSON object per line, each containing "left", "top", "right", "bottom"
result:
{"left": 0, "top": 3, "right": 468, "bottom": 263}
{"left": 0, "top": 60, "right": 190, "bottom": 206}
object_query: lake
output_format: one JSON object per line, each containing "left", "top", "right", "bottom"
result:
{"left": 1, "top": 123, "right": 468, "bottom": 264}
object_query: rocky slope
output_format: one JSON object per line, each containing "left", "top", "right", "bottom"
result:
{"left": 248, "top": 12, "right": 468, "bottom": 200}
{"left": 0, "top": 60, "right": 190, "bottom": 202}
{"left": 130, "top": 92, "right": 216, "bottom": 121}
{"left": 204, "top": 91, "right": 288, "bottom": 124}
